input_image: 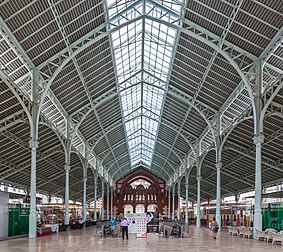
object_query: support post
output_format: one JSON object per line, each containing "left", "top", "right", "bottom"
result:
{"left": 64, "top": 118, "right": 71, "bottom": 225}
{"left": 110, "top": 187, "right": 113, "bottom": 219}
{"left": 106, "top": 184, "right": 110, "bottom": 220}
{"left": 215, "top": 112, "right": 222, "bottom": 230}
{"left": 83, "top": 176, "right": 87, "bottom": 221}
{"left": 253, "top": 60, "right": 264, "bottom": 239}
{"left": 29, "top": 140, "right": 38, "bottom": 238}
{"left": 29, "top": 69, "right": 39, "bottom": 238}
{"left": 101, "top": 177, "right": 105, "bottom": 219}
{"left": 185, "top": 170, "right": 189, "bottom": 225}
{"left": 215, "top": 162, "right": 222, "bottom": 230}
{"left": 168, "top": 188, "right": 171, "bottom": 219}
{"left": 177, "top": 178, "right": 181, "bottom": 220}
{"left": 94, "top": 170, "right": 98, "bottom": 221}
{"left": 171, "top": 183, "right": 175, "bottom": 220}
{"left": 196, "top": 175, "right": 201, "bottom": 228}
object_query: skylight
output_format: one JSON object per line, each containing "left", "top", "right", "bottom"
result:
{"left": 107, "top": 0, "right": 183, "bottom": 168}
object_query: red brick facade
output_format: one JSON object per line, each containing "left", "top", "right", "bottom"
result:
{"left": 114, "top": 167, "right": 168, "bottom": 214}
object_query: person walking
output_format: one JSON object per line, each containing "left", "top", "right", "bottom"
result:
{"left": 211, "top": 217, "right": 219, "bottom": 239}
{"left": 120, "top": 218, "right": 129, "bottom": 240}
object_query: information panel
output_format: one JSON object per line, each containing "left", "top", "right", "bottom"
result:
{"left": 136, "top": 213, "right": 147, "bottom": 238}
{"left": 124, "top": 213, "right": 137, "bottom": 233}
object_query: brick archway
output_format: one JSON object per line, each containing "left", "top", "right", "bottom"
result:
{"left": 114, "top": 167, "right": 167, "bottom": 214}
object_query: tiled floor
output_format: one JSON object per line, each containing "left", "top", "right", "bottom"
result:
{"left": 1, "top": 226, "right": 282, "bottom": 252}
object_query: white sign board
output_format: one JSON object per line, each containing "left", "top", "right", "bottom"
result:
{"left": 125, "top": 213, "right": 137, "bottom": 233}
{"left": 136, "top": 213, "right": 147, "bottom": 238}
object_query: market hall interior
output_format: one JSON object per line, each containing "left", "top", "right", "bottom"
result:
{"left": 1, "top": 0, "right": 283, "bottom": 250}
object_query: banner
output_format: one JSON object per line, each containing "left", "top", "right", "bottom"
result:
{"left": 125, "top": 213, "right": 137, "bottom": 233}
{"left": 136, "top": 213, "right": 147, "bottom": 238}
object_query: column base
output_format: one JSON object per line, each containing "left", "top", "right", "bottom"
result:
{"left": 253, "top": 213, "right": 262, "bottom": 239}
{"left": 196, "top": 215, "right": 201, "bottom": 228}
{"left": 216, "top": 213, "right": 221, "bottom": 232}
{"left": 29, "top": 211, "right": 37, "bottom": 238}
{"left": 64, "top": 214, "right": 70, "bottom": 225}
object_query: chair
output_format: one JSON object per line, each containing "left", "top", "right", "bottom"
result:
{"left": 271, "top": 231, "right": 283, "bottom": 245}
{"left": 231, "top": 226, "right": 239, "bottom": 236}
{"left": 238, "top": 226, "right": 245, "bottom": 237}
{"left": 256, "top": 229, "right": 265, "bottom": 241}
{"left": 228, "top": 226, "right": 233, "bottom": 235}
{"left": 243, "top": 227, "right": 253, "bottom": 239}
{"left": 265, "top": 229, "right": 277, "bottom": 242}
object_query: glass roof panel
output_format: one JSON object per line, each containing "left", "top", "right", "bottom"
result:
{"left": 107, "top": 0, "right": 183, "bottom": 170}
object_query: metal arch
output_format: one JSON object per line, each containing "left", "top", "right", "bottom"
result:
{"left": 260, "top": 26, "right": 283, "bottom": 64}
{"left": 202, "top": 161, "right": 254, "bottom": 187}
{"left": 88, "top": 110, "right": 197, "bottom": 157}
{"left": 37, "top": 14, "right": 255, "bottom": 140}
{"left": 224, "top": 143, "right": 283, "bottom": 174}
{"left": 110, "top": 157, "right": 172, "bottom": 178}
{"left": 37, "top": 166, "right": 81, "bottom": 189}
{"left": 0, "top": 155, "right": 62, "bottom": 189}
{"left": 104, "top": 143, "right": 177, "bottom": 173}
{"left": 0, "top": 110, "right": 29, "bottom": 133}
{"left": 260, "top": 79, "right": 283, "bottom": 132}
{"left": 220, "top": 116, "right": 253, "bottom": 153}
{"left": 0, "top": 16, "right": 32, "bottom": 71}
{"left": 191, "top": 166, "right": 236, "bottom": 195}
{"left": 111, "top": 160, "right": 171, "bottom": 181}
{"left": 167, "top": 87, "right": 216, "bottom": 138}
{"left": 36, "top": 15, "right": 143, "bottom": 121}
{"left": 0, "top": 70, "right": 33, "bottom": 134}
{"left": 70, "top": 149, "right": 86, "bottom": 170}
{"left": 144, "top": 15, "right": 256, "bottom": 120}
{"left": 39, "top": 119, "right": 67, "bottom": 154}
{"left": 0, "top": 16, "right": 70, "bottom": 136}
{"left": 32, "top": 8, "right": 255, "bottom": 182}
{"left": 0, "top": 144, "right": 64, "bottom": 179}
{"left": 69, "top": 87, "right": 118, "bottom": 144}
{"left": 97, "top": 125, "right": 186, "bottom": 164}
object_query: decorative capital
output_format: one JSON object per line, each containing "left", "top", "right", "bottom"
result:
{"left": 64, "top": 164, "right": 70, "bottom": 171}
{"left": 215, "top": 162, "right": 222, "bottom": 170}
{"left": 253, "top": 134, "right": 264, "bottom": 145}
{"left": 29, "top": 140, "right": 38, "bottom": 149}
{"left": 83, "top": 177, "right": 88, "bottom": 183}
{"left": 196, "top": 176, "right": 202, "bottom": 181}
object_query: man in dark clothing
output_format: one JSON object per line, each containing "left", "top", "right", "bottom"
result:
{"left": 120, "top": 218, "right": 129, "bottom": 239}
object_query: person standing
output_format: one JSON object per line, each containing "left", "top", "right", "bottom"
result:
{"left": 110, "top": 217, "right": 116, "bottom": 237}
{"left": 211, "top": 217, "right": 219, "bottom": 239}
{"left": 120, "top": 218, "right": 129, "bottom": 240}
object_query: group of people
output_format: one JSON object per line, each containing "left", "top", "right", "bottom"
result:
{"left": 109, "top": 216, "right": 220, "bottom": 240}
{"left": 110, "top": 217, "right": 130, "bottom": 240}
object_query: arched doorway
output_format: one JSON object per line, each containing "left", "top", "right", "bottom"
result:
{"left": 136, "top": 204, "right": 145, "bottom": 213}
{"left": 148, "top": 204, "right": 157, "bottom": 212}
{"left": 124, "top": 204, "right": 133, "bottom": 214}
{"left": 115, "top": 167, "right": 167, "bottom": 215}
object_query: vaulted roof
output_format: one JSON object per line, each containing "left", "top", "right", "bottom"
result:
{"left": 0, "top": 0, "right": 283, "bottom": 202}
